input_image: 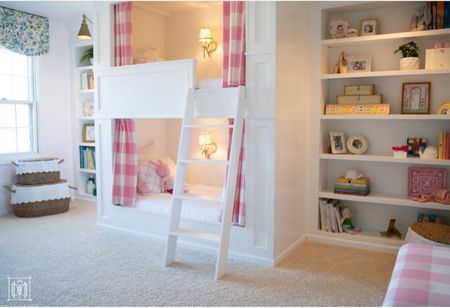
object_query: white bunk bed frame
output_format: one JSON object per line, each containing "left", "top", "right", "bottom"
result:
{"left": 94, "top": 59, "right": 274, "bottom": 265}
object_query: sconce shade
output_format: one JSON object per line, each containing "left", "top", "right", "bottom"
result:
{"left": 199, "top": 27, "right": 212, "bottom": 44}
{"left": 77, "top": 15, "right": 92, "bottom": 40}
{"left": 199, "top": 131, "right": 212, "bottom": 146}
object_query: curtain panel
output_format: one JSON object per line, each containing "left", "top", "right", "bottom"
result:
{"left": 0, "top": 6, "right": 49, "bottom": 56}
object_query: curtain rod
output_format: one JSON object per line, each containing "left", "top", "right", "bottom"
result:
{"left": 0, "top": 5, "right": 48, "bottom": 19}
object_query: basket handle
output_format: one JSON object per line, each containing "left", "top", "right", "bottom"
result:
{"left": 69, "top": 185, "right": 78, "bottom": 190}
{"left": 11, "top": 161, "right": 19, "bottom": 167}
{"left": 3, "top": 185, "right": 16, "bottom": 193}
{"left": 58, "top": 159, "right": 65, "bottom": 165}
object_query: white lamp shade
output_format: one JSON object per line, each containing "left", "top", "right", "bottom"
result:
{"left": 199, "top": 27, "right": 212, "bottom": 44}
{"left": 199, "top": 131, "right": 212, "bottom": 145}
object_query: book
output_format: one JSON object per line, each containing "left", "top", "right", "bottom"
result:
{"left": 319, "top": 199, "right": 327, "bottom": 231}
{"left": 446, "top": 132, "right": 450, "bottom": 159}
{"left": 325, "top": 103, "right": 390, "bottom": 115}
{"left": 445, "top": 1, "right": 450, "bottom": 28}
{"left": 438, "top": 1, "right": 445, "bottom": 28}
{"left": 439, "top": 131, "right": 444, "bottom": 159}
{"left": 432, "top": 1, "right": 438, "bottom": 29}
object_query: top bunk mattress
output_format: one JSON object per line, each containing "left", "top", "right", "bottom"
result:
{"left": 135, "top": 184, "right": 222, "bottom": 224}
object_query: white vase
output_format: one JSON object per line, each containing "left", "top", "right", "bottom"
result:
{"left": 400, "top": 57, "right": 420, "bottom": 70}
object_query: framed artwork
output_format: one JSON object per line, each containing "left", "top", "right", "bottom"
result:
{"left": 402, "top": 82, "right": 431, "bottom": 114}
{"left": 329, "top": 17, "right": 350, "bottom": 39}
{"left": 361, "top": 18, "right": 377, "bottom": 36}
{"left": 348, "top": 55, "right": 372, "bottom": 73}
{"left": 329, "top": 132, "right": 347, "bottom": 154}
{"left": 83, "top": 124, "right": 95, "bottom": 143}
{"left": 408, "top": 167, "right": 447, "bottom": 197}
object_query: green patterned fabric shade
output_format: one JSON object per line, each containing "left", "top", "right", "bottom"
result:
{"left": 0, "top": 6, "right": 49, "bottom": 56}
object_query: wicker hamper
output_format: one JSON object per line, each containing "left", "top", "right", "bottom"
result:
{"left": 13, "top": 157, "right": 64, "bottom": 185}
{"left": 6, "top": 180, "right": 73, "bottom": 218}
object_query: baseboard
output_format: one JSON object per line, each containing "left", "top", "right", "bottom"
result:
{"left": 0, "top": 207, "right": 13, "bottom": 216}
{"left": 274, "top": 235, "right": 307, "bottom": 266}
{"left": 97, "top": 222, "right": 275, "bottom": 266}
{"left": 307, "top": 233, "right": 400, "bottom": 254}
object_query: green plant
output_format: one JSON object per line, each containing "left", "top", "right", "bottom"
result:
{"left": 80, "top": 47, "right": 93, "bottom": 65}
{"left": 394, "top": 41, "right": 419, "bottom": 58}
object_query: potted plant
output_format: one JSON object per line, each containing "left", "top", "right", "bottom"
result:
{"left": 80, "top": 47, "right": 94, "bottom": 66}
{"left": 394, "top": 41, "right": 420, "bottom": 70}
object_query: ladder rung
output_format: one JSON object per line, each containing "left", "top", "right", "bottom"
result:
{"left": 184, "top": 124, "right": 234, "bottom": 129}
{"left": 173, "top": 193, "right": 224, "bottom": 203}
{"left": 170, "top": 228, "right": 220, "bottom": 242}
{"left": 178, "top": 159, "right": 228, "bottom": 166}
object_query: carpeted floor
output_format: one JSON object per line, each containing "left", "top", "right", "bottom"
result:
{"left": 0, "top": 200, "right": 396, "bottom": 306}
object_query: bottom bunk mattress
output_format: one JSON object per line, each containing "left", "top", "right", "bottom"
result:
{"left": 135, "top": 184, "right": 222, "bottom": 224}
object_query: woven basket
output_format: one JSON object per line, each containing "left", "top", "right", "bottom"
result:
{"left": 410, "top": 222, "right": 450, "bottom": 245}
{"left": 12, "top": 198, "right": 70, "bottom": 218}
{"left": 16, "top": 171, "right": 60, "bottom": 185}
{"left": 13, "top": 158, "right": 64, "bottom": 185}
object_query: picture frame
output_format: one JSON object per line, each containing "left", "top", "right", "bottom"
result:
{"left": 346, "top": 135, "right": 368, "bottom": 155}
{"left": 360, "top": 18, "right": 377, "bottom": 36}
{"left": 408, "top": 167, "right": 447, "bottom": 197}
{"left": 329, "top": 132, "right": 347, "bottom": 154}
{"left": 329, "top": 17, "right": 350, "bottom": 39}
{"left": 401, "top": 82, "right": 431, "bottom": 114}
{"left": 83, "top": 124, "right": 95, "bottom": 143}
{"left": 437, "top": 102, "right": 450, "bottom": 115}
{"left": 348, "top": 55, "right": 372, "bottom": 73}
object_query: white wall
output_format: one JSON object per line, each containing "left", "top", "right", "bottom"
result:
{"left": 0, "top": 21, "right": 73, "bottom": 215}
{"left": 274, "top": 2, "right": 309, "bottom": 256}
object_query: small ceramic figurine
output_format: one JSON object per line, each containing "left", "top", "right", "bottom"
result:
{"left": 346, "top": 28, "right": 358, "bottom": 37}
{"left": 410, "top": 5, "right": 432, "bottom": 31}
{"left": 333, "top": 52, "right": 349, "bottom": 74}
{"left": 339, "top": 207, "right": 361, "bottom": 234}
{"left": 345, "top": 169, "right": 362, "bottom": 180}
{"left": 419, "top": 146, "right": 438, "bottom": 159}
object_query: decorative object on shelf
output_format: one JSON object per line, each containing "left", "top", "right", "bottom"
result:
{"left": 83, "top": 100, "right": 94, "bottom": 117}
{"left": 402, "top": 82, "right": 431, "bottom": 114}
{"left": 419, "top": 146, "right": 438, "bottom": 159}
{"left": 337, "top": 94, "right": 381, "bottom": 105}
{"left": 417, "top": 213, "right": 443, "bottom": 223}
{"left": 347, "top": 55, "right": 372, "bottom": 73}
{"left": 325, "top": 103, "right": 390, "bottom": 115}
{"left": 410, "top": 5, "right": 432, "bottom": 31}
{"left": 346, "top": 135, "right": 368, "bottom": 154}
{"left": 395, "top": 41, "right": 420, "bottom": 70}
{"left": 80, "top": 71, "right": 94, "bottom": 90}
{"left": 380, "top": 219, "right": 402, "bottom": 239}
{"left": 329, "top": 17, "right": 350, "bottom": 39}
{"left": 82, "top": 124, "right": 95, "bottom": 143}
{"left": 392, "top": 145, "right": 408, "bottom": 158}
{"left": 333, "top": 51, "right": 349, "bottom": 74}
{"left": 198, "top": 27, "right": 217, "bottom": 58}
{"left": 346, "top": 28, "right": 358, "bottom": 37}
{"left": 360, "top": 18, "right": 377, "bottom": 36}
{"left": 86, "top": 176, "right": 96, "bottom": 196}
{"left": 79, "top": 146, "right": 96, "bottom": 170}
{"left": 335, "top": 170, "right": 370, "bottom": 196}
{"left": 79, "top": 46, "right": 93, "bottom": 65}
{"left": 434, "top": 189, "right": 450, "bottom": 205}
{"left": 77, "top": 14, "right": 93, "bottom": 40}
{"left": 437, "top": 102, "right": 450, "bottom": 115}
{"left": 425, "top": 47, "right": 450, "bottom": 69}
{"left": 198, "top": 131, "right": 217, "bottom": 159}
{"left": 339, "top": 207, "right": 361, "bottom": 234}
{"left": 408, "top": 167, "right": 447, "bottom": 198}
{"left": 407, "top": 137, "right": 427, "bottom": 157}
{"left": 344, "top": 84, "right": 374, "bottom": 96}
{"left": 329, "top": 132, "right": 347, "bottom": 154}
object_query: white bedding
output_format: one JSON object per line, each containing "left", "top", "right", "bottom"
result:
{"left": 135, "top": 184, "right": 223, "bottom": 224}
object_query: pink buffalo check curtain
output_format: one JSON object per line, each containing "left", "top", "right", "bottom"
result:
{"left": 223, "top": 1, "right": 246, "bottom": 227}
{"left": 112, "top": 2, "right": 137, "bottom": 207}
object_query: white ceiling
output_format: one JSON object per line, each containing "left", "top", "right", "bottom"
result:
{"left": 1, "top": 1, "right": 95, "bottom": 24}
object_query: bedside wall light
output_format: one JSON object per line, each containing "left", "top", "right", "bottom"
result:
{"left": 77, "top": 14, "right": 93, "bottom": 40}
{"left": 199, "top": 131, "right": 217, "bottom": 159}
{"left": 199, "top": 27, "right": 217, "bottom": 58}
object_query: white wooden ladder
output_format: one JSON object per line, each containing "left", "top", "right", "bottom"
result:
{"left": 164, "top": 86, "right": 245, "bottom": 280}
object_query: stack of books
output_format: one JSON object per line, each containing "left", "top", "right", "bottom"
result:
{"left": 325, "top": 84, "right": 390, "bottom": 115}
{"left": 80, "top": 146, "right": 96, "bottom": 170}
{"left": 319, "top": 199, "right": 343, "bottom": 233}
{"left": 334, "top": 176, "right": 370, "bottom": 196}
{"left": 438, "top": 131, "right": 450, "bottom": 159}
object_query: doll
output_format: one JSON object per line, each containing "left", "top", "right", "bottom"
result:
{"left": 340, "top": 207, "right": 361, "bottom": 234}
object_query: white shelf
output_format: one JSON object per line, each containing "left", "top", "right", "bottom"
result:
{"left": 79, "top": 168, "right": 96, "bottom": 174}
{"left": 322, "top": 28, "right": 450, "bottom": 47}
{"left": 320, "top": 114, "right": 450, "bottom": 120}
{"left": 322, "top": 69, "right": 450, "bottom": 80}
{"left": 79, "top": 142, "right": 95, "bottom": 147}
{"left": 320, "top": 154, "right": 450, "bottom": 166}
{"left": 319, "top": 190, "right": 450, "bottom": 211}
{"left": 315, "top": 230, "right": 404, "bottom": 249}
{"left": 78, "top": 89, "right": 94, "bottom": 94}
{"left": 76, "top": 65, "right": 94, "bottom": 71}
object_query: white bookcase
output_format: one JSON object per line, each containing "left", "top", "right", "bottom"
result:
{"left": 309, "top": 2, "right": 450, "bottom": 251}
{"left": 71, "top": 40, "right": 96, "bottom": 201}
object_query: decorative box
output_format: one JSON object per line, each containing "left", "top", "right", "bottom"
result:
{"left": 334, "top": 176, "right": 370, "bottom": 196}
{"left": 408, "top": 167, "right": 447, "bottom": 197}
{"left": 344, "top": 84, "right": 375, "bottom": 96}
{"left": 337, "top": 94, "right": 382, "bottom": 104}
{"left": 325, "top": 103, "right": 390, "bottom": 115}
{"left": 425, "top": 48, "right": 450, "bottom": 70}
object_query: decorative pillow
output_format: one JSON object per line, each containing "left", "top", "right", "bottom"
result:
{"left": 137, "top": 161, "right": 162, "bottom": 195}
{"left": 160, "top": 156, "right": 176, "bottom": 191}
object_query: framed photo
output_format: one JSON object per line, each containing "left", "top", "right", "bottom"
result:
{"left": 361, "top": 18, "right": 377, "bottom": 36}
{"left": 346, "top": 135, "right": 368, "bottom": 155}
{"left": 401, "top": 82, "right": 431, "bottom": 114}
{"left": 83, "top": 124, "right": 95, "bottom": 143}
{"left": 408, "top": 167, "right": 447, "bottom": 197}
{"left": 329, "top": 132, "right": 347, "bottom": 154}
{"left": 329, "top": 17, "right": 350, "bottom": 39}
{"left": 348, "top": 55, "right": 372, "bottom": 73}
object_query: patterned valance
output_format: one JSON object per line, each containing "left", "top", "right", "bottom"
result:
{"left": 0, "top": 6, "right": 49, "bottom": 56}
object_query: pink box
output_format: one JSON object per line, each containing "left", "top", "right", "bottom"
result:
{"left": 408, "top": 167, "right": 448, "bottom": 197}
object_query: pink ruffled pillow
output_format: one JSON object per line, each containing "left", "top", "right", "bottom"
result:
{"left": 137, "top": 161, "right": 162, "bottom": 195}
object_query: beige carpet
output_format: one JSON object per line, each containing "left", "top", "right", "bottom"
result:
{"left": 0, "top": 200, "right": 396, "bottom": 306}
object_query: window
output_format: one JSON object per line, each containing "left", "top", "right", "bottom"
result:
{"left": 0, "top": 47, "right": 37, "bottom": 154}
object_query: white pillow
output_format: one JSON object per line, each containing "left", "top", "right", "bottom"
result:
{"left": 161, "top": 156, "right": 177, "bottom": 177}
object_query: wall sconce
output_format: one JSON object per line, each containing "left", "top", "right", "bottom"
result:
{"left": 198, "top": 27, "right": 217, "bottom": 58}
{"left": 77, "top": 14, "right": 93, "bottom": 40}
{"left": 199, "top": 131, "right": 217, "bottom": 159}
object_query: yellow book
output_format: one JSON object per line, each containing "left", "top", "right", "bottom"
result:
{"left": 439, "top": 131, "right": 444, "bottom": 160}
{"left": 325, "top": 104, "right": 390, "bottom": 115}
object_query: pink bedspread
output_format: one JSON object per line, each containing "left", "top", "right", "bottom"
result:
{"left": 383, "top": 243, "right": 450, "bottom": 306}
